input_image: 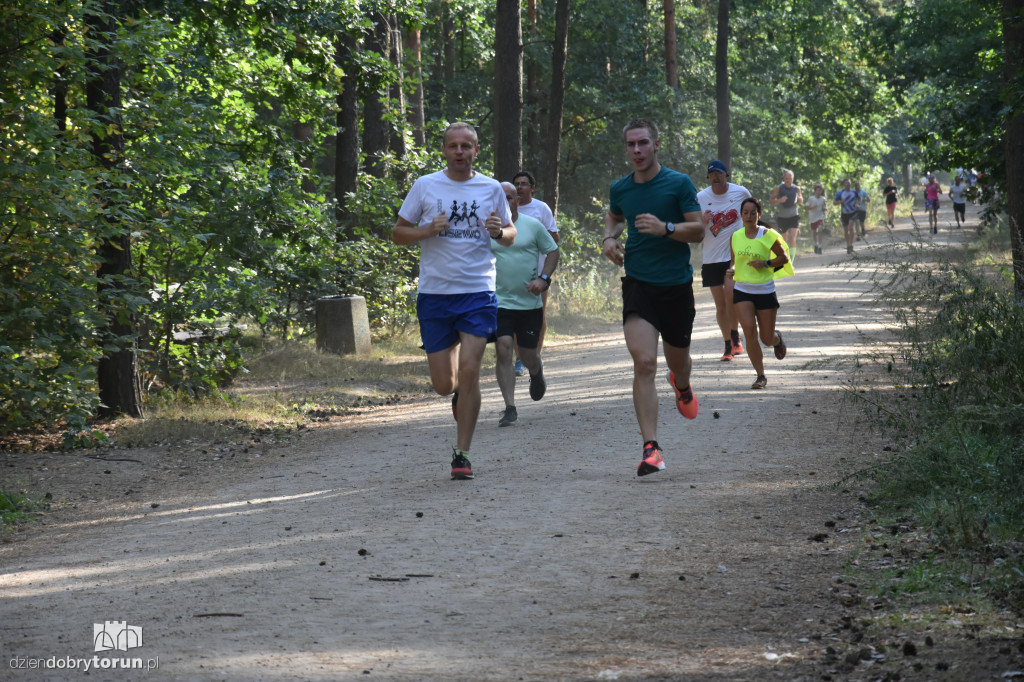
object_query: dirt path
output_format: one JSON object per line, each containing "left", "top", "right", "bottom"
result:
{"left": 2, "top": 202, "right": 1016, "bottom": 681}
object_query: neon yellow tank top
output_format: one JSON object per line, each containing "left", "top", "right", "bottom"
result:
{"left": 731, "top": 227, "right": 795, "bottom": 284}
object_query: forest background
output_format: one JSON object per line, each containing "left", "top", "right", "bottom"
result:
{"left": 1, "top": 0, "right": 1022, "bottom": 435}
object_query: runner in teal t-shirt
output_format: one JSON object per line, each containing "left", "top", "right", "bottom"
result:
{"left": 601, "top": 117, "right": 704, "bottom": 479}
{"left": 492, "top": 182, "right": 560, "bottom": 428}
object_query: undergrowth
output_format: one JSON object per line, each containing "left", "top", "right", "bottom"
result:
{"left": 855, "top": 216, "right": 1024, "bottom": 611}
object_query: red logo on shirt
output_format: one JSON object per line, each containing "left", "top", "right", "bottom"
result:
{"left": 704, "top": 209, "right": 739, "bottom": 237}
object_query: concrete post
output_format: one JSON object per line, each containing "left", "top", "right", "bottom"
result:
{"left": 316, "top": 295, "right": 371, "bottom": 355}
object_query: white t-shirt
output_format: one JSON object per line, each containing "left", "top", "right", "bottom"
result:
{"left": 805, "top": 195, "right": 827, "bottom": 223}
{"left": 697, "top": 182, "right": 752, "bottom": 264}
{"left": 949, "top": 183, "right": 967, "bottom": 204}
{"left": 397, "top": 170, "right": 512, "bottom": 295}
{"left": 517, "top": 198, "right": 558, "bottom": 274}
{"left": 517, "top": 198, "right": 557, "bottom": 234}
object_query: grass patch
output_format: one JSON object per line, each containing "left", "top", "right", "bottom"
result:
{"left": 0, "top": 488, "right": 47, "bottom": 527}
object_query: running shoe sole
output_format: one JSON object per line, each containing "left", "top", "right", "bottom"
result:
{"left": 637, "top": 447, "right": 665, "bottom": 476}
{"left": 637, "top": 459, "right": 665, "bottom": 476}
{"left": 667, "top": 370, "right": 698, "bottom": 419}
{"left": 529, "top": 371, "right": 546, "bottom": 401}
{"left": 773, "top": 331, "right": 787, "bottom": 360}
{"left": 451, "top": 456, "right": 474, "bottom": 479}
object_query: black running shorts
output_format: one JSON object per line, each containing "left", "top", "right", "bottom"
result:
{"left": 621, "top": 276, "right": 696, "bottom": 349}
{"left": 776, "top": 214, "right": 800, "bottom": 231}
{"left": 701, "top": 260, "right": 730, "bottom": 288}
{"left": 733, "top": 288, "right": 780, "bottom": 311}
{"left": 496, "top": 307, "right": 543, "bottom": 349}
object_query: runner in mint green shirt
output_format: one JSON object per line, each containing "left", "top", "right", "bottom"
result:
{"left": 491, "top": 182, "right": 559, "bottom": 427}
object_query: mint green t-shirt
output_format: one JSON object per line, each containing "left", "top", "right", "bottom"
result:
{"left": 609, "top": 166, "right": 701, "bottom": 286}
{"left": 491, "top": 213, "right": 558, "bottom": 310}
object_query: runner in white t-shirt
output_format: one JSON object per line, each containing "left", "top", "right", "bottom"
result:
{"left": 697, "top": 160, "right": 751, "bottom": 361}
{"left": 393, "top": 122, "right": 515, "bottom": 480}
{"left": 512, "top": 171, "right": 559, "bottom": 370}
{"left": 948, "top": 175, "right": 967, "bottom": 228}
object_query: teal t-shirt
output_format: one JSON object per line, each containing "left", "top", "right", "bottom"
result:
{"left": 491, "top": 213, "right": 558, "bottom": 310}
{"left": 609, "top": 166, "right": 701, "bottom": 286}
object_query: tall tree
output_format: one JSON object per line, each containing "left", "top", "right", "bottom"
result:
{"left": 404, "top": 21, "right": 426, "bottom": 147}
{"left": 335, "top": 30, "right": 360, "bottom": 226}
{"left": 86, "top": 0, "right": 143, "bottom": 418}
{"left": 1005, "top": 0, "right": 1024, "bottom": 297}
{"left": 388, "top": 13, "right": 407, "bottom": 168}
{"left": 715, "top": 0, "right": 731, "bottom": 166}
{"left": 494, "top": 0, "right": 523, "bottom": 181}
{"left": 363, "top": 10, "right": 391, "bottom": 179}
{"left": 540, "top": 0, "right": 570, "bottom": 215}
{"left": 525, "top": 0, "right": 542, "bottom": 152}
{"left": 665, "top": 0, "right": 678, "bottom": 88}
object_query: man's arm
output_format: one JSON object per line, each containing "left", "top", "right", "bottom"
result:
{"left": 527, "top": 249, "right": 561, "bottom": 295}
{"left": 393, "top": 214, "right": 447, "bottom": 245}
{"left": 484, "top": 211, "right": 516, "bottom": 246}
{"left": 634, "top": 210, "right": 704, "bottom": 243}
{"left": 603, "top": 211, "right": 626, "bottom": 266}
{"left": 796, "top": 186, "right": 804, "bottom": 205}
{"left": 769, "top": 185, "right": 782, "bottom": 205}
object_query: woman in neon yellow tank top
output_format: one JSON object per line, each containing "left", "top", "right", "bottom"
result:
{"left": 727, "top": 197, "right": 792, "bottom": 389}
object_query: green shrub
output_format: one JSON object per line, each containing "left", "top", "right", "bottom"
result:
{"left": 865, "top": 232, "right": 1024, "bottom": 607}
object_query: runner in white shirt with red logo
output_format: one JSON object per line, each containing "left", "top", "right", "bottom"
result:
{"left": 696, "top": 159, "right": 751, "bottom": 361}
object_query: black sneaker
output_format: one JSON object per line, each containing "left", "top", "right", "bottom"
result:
{"left": 451, "top": 450, "right": 474, "bottom": 479}
{"left": 529, "top": 362, "right": 546, "bottom": 401}
{"left": 498, "top": 405, "right": 519, "bottom": 427}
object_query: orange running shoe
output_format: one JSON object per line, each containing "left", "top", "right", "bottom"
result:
{"left": 731, "top": 336, "right": 745, "bottom": 355}
{"left": 667, "top": 370, "right": 698, "bottom": 419}
{"left": 637, "top": 441, "right": 665, "bottom": 476}
{"left": 720, "top": 340, "right": 734, "bottom": 362}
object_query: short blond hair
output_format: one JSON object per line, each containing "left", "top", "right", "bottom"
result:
{"left": 443, "top": 121, "right": 478, "bottom": 145}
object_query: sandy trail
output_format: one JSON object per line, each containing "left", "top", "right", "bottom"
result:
{"left": 0, "top": 203, "right": 996, "bottom": 681}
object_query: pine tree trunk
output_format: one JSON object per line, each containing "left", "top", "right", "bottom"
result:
{"left": 665, "top": 0, "right": 678, "bottom": 89}
{"left": 335, "top": 32, "right": 359, "bottom": 227}
{"left": 715, "top": 0, "right": 731, "bottom": 167}
{"left": 541, "top": 0, "right": 570, "bottom": 215}
{"left": 87, "top": 1, "right": 143, "bottom": 419}
{"left": 494, "top": 0, "right": 523, "bottom": 182}
{"left": 1005, "top": 0, "right": 1024, "bottom": 298}
{"left": 363, "top": 11, "right": 390, "bottom": 180}
{"left": 404, "top": 24, "right": 426, "bottom": 147}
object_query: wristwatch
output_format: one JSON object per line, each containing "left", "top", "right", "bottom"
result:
{"left": 764, "top": 259, "right": 772, "bottom": 268}
{"left": 665, "top": 222, "right": 675, "bottom": 236}
{"left": 539, "top": 273, "right": 551, "bottom": 288}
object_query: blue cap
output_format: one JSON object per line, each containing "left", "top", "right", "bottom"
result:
{"left": 707, "top": 160, "right": 728, "bottom": 174}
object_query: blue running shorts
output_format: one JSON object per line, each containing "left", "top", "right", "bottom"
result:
{"left": 417, "top": 292, "right": 498, "bottom": 353}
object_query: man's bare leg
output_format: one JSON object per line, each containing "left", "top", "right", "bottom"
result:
{"left": 427, "top": 333, "right": 487, "bottom": 452}
{"left": 623, "top": 315, "right": 661, "bottom": 443}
